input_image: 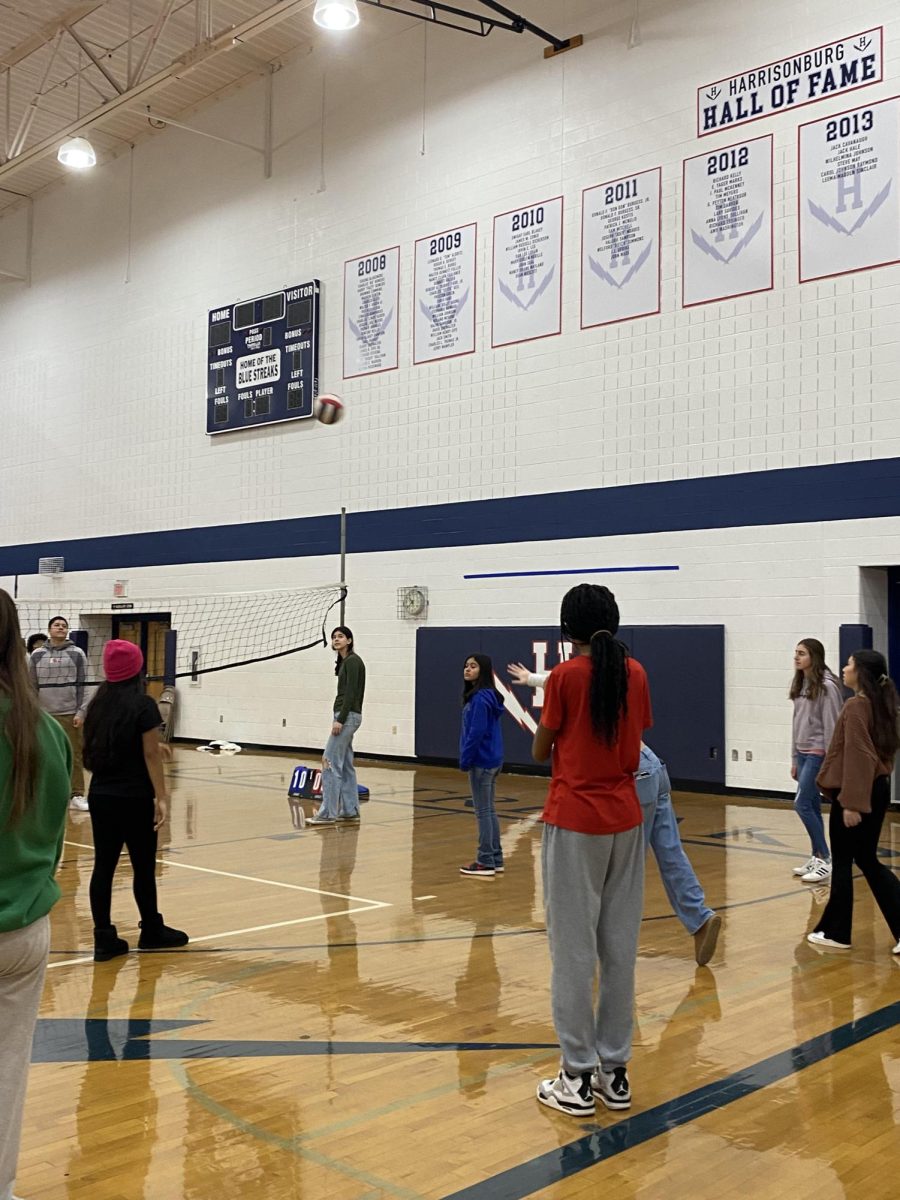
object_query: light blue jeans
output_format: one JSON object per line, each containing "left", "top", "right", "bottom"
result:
{"left": 794, "top": 751, "right": 829, "bottom": 860}
{"left": 318, "top": 711, "right": 362, "bottom": 820}
{"left": 640, "top": 788, "right": 714, "bottom": 936}
{"left": 468, "top": 766, "right": 502, "bottom": 869}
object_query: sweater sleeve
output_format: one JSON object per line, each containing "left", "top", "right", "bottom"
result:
{"left": 828, "top": 701, "right": 881, "bottom": 813}
{"left": 820, "top": 679, "right": 844, "bottom": 751}
{"left": 459, "top": 694, "right": 489, "bottom": 769}
{"left": 527, "top": 671, "right": 550, "bottom": 688}
{"left": 74, "top": 649, "right": 87, "bottom": 718}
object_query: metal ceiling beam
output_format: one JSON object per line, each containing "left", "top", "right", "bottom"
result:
{"left": 356, "top": 0, "right": 580, "bottom": 53}
{"left": 62, "top": 21, "right": 125, "bottom": 95}
{"left": 131, "top": 0, "right": 178, "bottom": 87}
{"left": 0, "top": 2, "right": 104, "bottom": 70}
{"left": 7, "top": 33, "right": 64, "bottom": 161}
{"left": 0, "top": 0, "right": 317, "bottom": 188}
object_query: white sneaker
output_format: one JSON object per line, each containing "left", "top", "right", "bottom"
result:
{"left": 591, "top": 1065, "right": 632, "bottom": 1110}
{"left": 69, "top": 794, "right": 89, "bottom": 811}
{"left": 807, "top": 931, "right": 851, "bottom": 950}
{"left": 792, "top": 856, "right": 817, "bottom": 877}
{"left": 536, "top": 1068, "right": 594, "bottom": 1117}
{"left": 800, "top": 858, "right": 832, "bottom": 883}
{"left": 893, "top": 941, "right": 900, "bottom": 956}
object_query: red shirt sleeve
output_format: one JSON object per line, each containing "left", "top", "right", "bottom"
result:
{"left": 541, "top": 667, "right": 563, "bottom": 732}
{"left": 639, "top": 667, "right": 652, "bottom": 730}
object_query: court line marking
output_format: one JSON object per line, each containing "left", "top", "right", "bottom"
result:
{"left": 186, "top": 906, "right": 388, "bottom": 944}
{"left": 63, "top": 840, "right": 390, "bottom": 905}
{"left": 437, "top": 1000, "right": 900, "bottom": 1200}
{"left": 53, "top": 841, "right": 392, "bottom": 967}
{"left": 46, "top": 906, "right": 391, "bottom": 969}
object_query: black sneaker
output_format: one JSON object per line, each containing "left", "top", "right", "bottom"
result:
{"left": 536, "top": 1068, "right": 595, "bottom": 1116}
{"left": 591, "top": 1065, "right": 631, "bottom": 1110}
{"left": 459, "top": 861, "right": 495, "bottom": 877}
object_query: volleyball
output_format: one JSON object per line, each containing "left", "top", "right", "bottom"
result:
{"left": 315, "top": 393, "right": 344, "bottom": 424}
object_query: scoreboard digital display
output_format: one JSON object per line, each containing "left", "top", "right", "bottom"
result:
{"left": 206, "top": 280, "right": 320, "bottom": 435}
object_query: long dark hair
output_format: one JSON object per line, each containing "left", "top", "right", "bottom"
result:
{"left": 789, "top": 637, "right": 836, "bottom": 701}
{"left": 83, "top": 675, "right": 147, "bottom": 772}
{"left": 850, "top": 649, "right": 900, "bottom": 763}
{"left": 331, "top": 626, "right": 354, "bottom": 676}
{"left": 462, "top": 653, "right": 504, "bottom": 707}
{"left": 0, "top": 589, "right": 42, "bottom": 827}
{"left": 560, "top": 583, "right": 629, "bottom": 745}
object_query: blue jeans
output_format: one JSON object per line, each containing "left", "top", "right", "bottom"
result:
{"left": 640, "top": 790, "right": 714, "bottom": 936}
{"left": 318, "top": 711, "right": 362, "bottom": 819}
{"left": 468, "top": 766, "right": 502, "bottom": 868}
{"left": 794, "top": 751, "right": 829, "bottom": 860}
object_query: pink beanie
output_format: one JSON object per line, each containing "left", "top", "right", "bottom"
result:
{"left": 103, "top": 639, "right": 144, "bottom": 683}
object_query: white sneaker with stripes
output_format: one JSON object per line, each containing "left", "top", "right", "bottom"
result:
{"left": 800, "top": 858, "right": 832, "bottom": 883}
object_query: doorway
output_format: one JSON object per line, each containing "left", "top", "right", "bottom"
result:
{"left": 112, "top": 613, "right": 171, "bottom": 700}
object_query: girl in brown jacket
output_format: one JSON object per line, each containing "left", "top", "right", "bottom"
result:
{"left": 807, "top": 649, "right": 900, "bottom": 953}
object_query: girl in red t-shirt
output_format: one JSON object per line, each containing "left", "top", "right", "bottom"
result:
{"left": 533, "top": 584, "right": 651, "bottom": 1119}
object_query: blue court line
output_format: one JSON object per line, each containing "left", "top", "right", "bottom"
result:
{"left": 463, "top": 565, "right": 679, "bottom": 580}
{"left": 31, "top": 1021, "right": 557, "bottom": 1063}
{"left": 437, "top": 1001, "right": 900, "bottom": 1200}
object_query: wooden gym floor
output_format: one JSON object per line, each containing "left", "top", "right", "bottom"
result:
{"left": 21, "top": 747, "right": 900, "bottom": 1199}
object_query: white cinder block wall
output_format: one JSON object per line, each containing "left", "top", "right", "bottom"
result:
{"left": 1, "top": 0, "right": 899, "bottom": 791}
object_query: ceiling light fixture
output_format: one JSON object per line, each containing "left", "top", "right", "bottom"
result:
{"left": 313, "top": 0, "right": 360, "bottom": 30}
{"left": 57, "top": 136, "right": 97, "bottom": 169}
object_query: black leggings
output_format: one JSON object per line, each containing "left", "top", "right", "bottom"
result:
{"left": 88, "top": 795, "right": 159, "bottom": 928}
{"left": 814, "top": 776, "right": 900, "bottom": 946}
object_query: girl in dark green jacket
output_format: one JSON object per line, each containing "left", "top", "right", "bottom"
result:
{"left": 0, "top": 589, "right": 71, "bottom": 1200}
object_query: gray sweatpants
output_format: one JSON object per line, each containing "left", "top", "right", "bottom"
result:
{"left": 541, "top": 823, "right": 644, "bottom": 1075}
{"left": 0, "top": 915, "right": 50, "bottom": 1200}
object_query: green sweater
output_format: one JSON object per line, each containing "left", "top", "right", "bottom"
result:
{"left": 0, "top": 701, "right": 72, "bottom": 932}
{"left": 333, "top": 652, "right": 366, "bottom": 724}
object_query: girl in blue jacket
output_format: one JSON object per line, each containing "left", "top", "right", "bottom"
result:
{"left": 459, "top": 654, "right": 505, "bottom": 877}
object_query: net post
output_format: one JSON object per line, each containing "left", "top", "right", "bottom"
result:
{"left": 164, "top": 629, "right": 177, "bottom": 688}
{"left": 340, "top": 506, "right": 347, "bottom": 625}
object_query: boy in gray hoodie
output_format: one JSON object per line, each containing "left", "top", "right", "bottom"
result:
{"left": 29, "top": 616, "right": 89, "bottom": 809}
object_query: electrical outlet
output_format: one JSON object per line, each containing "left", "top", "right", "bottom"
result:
{"left": 731, "top": 749, "right": 738, "bottom": 761}
{"left": 745, "top": 750, "right": 752, "bottom": 761}
{"left": 219, "top": 715, "right": 224, "bottom": 723}
{"left": 282, "top": 718, "right": 287, "bottom": 727}
{"left": 392, "top": 725, "right": 397, "bottom": 734}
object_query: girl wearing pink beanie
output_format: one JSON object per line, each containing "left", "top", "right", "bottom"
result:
{"left": 81, "top": 640, "right": 188, "bottom": 961}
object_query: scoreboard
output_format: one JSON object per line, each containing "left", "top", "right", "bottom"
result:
{"left": 206, "top": 280, "right": 320, "bottom": 435}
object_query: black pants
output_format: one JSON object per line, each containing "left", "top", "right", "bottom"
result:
{"left": 815, "top": 776, "right": 900, "bottom": 946}
{"left": 88, "top": 795, "right": 159, "bottom": 928}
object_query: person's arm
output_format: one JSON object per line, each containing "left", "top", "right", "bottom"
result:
{"left": 533, "top": 668, "right": 563, "bottom": 762}
{"left": 820, "top": 680, "right": 844, "bottom": 751}
{"left": 142, "top": 728, "right": 170, "bottom": 830}
{"left": 508, "top": 664, "right": 549, "bottom": 688}
{"left": 334, "top": 655, "right": 362, "bottom": 728}
{"left": 73, "top": 650, "right": 87, "bottom": 725}
{"left": 52, "top": 734, "right": 74, "bottom": 872}
{"left": 835, "top": 701, "right": 880, "bottom": 821}
{"left": 459, "top": 694, "right": 489, "bottom": 770}
{"left": 532, "top": 722, "right": 556, "bottom": 762}
{"left": 790, "top": 698, "right": 798, "bottom": 778}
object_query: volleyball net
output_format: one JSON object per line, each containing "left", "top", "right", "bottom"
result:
{"left": 17, "top": 583, "right": 346, "bottom": 689}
